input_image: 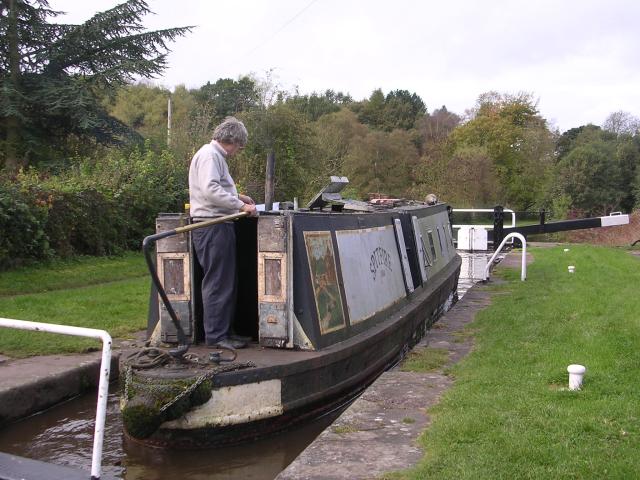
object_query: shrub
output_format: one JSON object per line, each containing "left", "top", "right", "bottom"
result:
{"left": 0, "top": 181, "right": 51, "bottom": 269}
{"left": 1, "top": 144, "right": 189, "bottom": 265}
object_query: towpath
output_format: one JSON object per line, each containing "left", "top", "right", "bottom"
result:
{"left": 277, "top": 250, "right": 533, "bottom": 480}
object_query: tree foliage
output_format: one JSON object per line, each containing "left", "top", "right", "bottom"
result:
{"left": 0, "top": 0, "right": 191, "bottom": 171}
{"left": 312, "top": 108, "right": 367, "bottom": 181}
{"left": 552, "top": 125, "right": 640, "bottom": 215}
{"left": 343, "top": 128, "right": 419, "bottom": 198}
{"left": 555, "top": 138, "right": 621, "bottom": 216}
{"left": 351, "top": 88, "right": 426, "bottom": 131}
{"left": 236, "top": 103, "right": 319, "bottom": 203}
{"left": 194, "top": 76, "right": 259, "bottom": 123}
{"left": 283, "top": 89, "right": 352, "bottom": 122}
{"left": 449, "top": 92, "right": 554, "bottom": 210}
{"left": 603, "top": 111, "right": 640, "bottom": 136}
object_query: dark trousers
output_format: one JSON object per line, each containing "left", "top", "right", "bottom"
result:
{"left": 192, "top": 223, "right": 237, "bottom": 344}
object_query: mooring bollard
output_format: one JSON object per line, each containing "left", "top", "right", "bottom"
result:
{"left": 568, "top": 265, "right": 575, "bottom": 273}
{"left": 563, "top": 248, "right": 570, "bottom": 252}
{"left": 567, "top": 364, "right": 586, "bottom": 390}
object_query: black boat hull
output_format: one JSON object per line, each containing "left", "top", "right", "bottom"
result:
{"left": 130, "top": 255, "right": 460, "bottom": 448}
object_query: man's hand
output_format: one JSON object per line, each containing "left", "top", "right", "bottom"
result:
{"left": 238, "top": 194, "right": 255, "bottom": 205}
{"left": 241, "top": 202, "right": 258, "bottom": 217}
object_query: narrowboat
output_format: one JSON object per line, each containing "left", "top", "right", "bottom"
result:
{"left": 121, "top": 180, "right": 461, "bottom": 448}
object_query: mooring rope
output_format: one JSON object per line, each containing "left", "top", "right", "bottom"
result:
{"left": 124, "top": 345, "right": 241, "bottom": 369}
{"left": 124, "top": 347, "right": 174, "bottom": 369}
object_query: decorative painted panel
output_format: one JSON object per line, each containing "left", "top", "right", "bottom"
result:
{"left": 303, "top": 231, "right": 346, "bottom": 335}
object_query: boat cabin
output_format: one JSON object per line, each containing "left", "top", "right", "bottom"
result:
{"left": 150, "top": 201, "right": 458, "bottom": 352}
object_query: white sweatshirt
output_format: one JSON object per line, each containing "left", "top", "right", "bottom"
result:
{"left": 188, "top": 141, "right": 244, "bottom": 218}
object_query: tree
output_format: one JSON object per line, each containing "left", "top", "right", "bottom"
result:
{"left": 615, "top": 134, "right": 640, "bottom": 212}
{"left": 352, "top": 88, "right": 386, "bottom": 130}
{"left": 108, "top": 82, "right": 200, "bottom": 160}
{"left": 555, "top": 139, "right": 623, "bottom": 216}
{"left": 449, "top": 92, "right": 554, "bottom": 210}
{"left": 382, "top": 89, "right": 426, "bottom": 131}
{"left": 312, "top": 108, "right": 367, "bottom": 180}
{"left": 284, "top": 89, "right": 353, "bottom": 122}
{"left": 552, "top": 125, "right": 640, "bottom": 215}
{"left": 194, "top": 76, "right": 259, "bottom": 123}
{"left": 555, "top": 125, "right": 602, "bottom": 160}
{"left": 351, "top": 88, "right": 426, "bottom": 132}
{"left": 420, "top": 145, "right": 497, "bottom": 207}
{"left": 236, "top": 103, "right": 319, "bottom": 203}
{"left": 343, "top": 128, "right": 419, "bottom": 199}
{"left": 0, "top": 0, "right": 191, "bottom": 171}
{"left": 416, "top": 105, "right": 460, "bottom": 156}
{"left": 603, "top": 111, "right": 640, "bottom": 136}
{"left": 109, "top": 82, "right": 171, "bottom": 146}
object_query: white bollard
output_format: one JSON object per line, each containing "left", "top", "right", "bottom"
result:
{"left": 568, "top": 265, "right": 575, "bottom": 273}
{"left": 563, "top": 248, "right": 569, "bottom": 252}
{"left": 567, "top": 364, "right": 586, "bottom": 390}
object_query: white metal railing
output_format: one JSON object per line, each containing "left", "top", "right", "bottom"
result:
{"left": 483, "top": 233, "right": 527, "bottom": 282}
{"left": 453, "top": 208, "right": 516, "bottom": 232}
{"left": 0, "top": 318, "right": 112, "bottom": 480}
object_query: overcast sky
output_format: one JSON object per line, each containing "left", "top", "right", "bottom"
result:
{"left": 49, "top": 0, "right": 640, "bottom": 132}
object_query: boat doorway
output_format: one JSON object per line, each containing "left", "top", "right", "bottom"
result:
{"left": 191, "top": 216, "right": 260, "bottom": 344}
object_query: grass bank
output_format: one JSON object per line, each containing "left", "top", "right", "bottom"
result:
{"left": 0, "top": 253, "right": 149, "bottom": 357}
{"left": 392, "top": 245, "right": 640, "bottom": 479}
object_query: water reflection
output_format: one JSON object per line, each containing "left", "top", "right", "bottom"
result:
{"left": 0, "top": 389, "right": 337, "bottom": 480}
{"left": 457, "top": 250, "right": 492, "bottom": 298}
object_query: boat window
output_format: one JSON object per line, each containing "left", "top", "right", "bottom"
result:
{"left": 443, "top": 225, "right": 451, "bottom": 249}
{"left": 420, "top": 234, "right": 432, "bottom": 266}
{"left": 427, "top": 230, "right": 437, "bottom": 259}
{"left": 436, "top": 226, "right": 445, "bottom": 256}
{"left": 442, "top": 225, "right": 451, "bottom": 255}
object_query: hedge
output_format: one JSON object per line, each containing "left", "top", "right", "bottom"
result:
{"left": 0, "top": 146, "right": 188, "bottom": 270}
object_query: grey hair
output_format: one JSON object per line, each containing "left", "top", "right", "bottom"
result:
{"left": 213, "top": 117, "right": 248, "bottom": 146}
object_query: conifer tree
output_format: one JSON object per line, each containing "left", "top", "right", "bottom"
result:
{"left": 0, "top": 0, "right": 191, "bottom": 171}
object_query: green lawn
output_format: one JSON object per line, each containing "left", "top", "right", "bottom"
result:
{"left": 0, "top": 252, "right": 147, "bottom": 296}
{"left": 0, "top": 253, "right": 149, "bottom": 357}
{"left": 392, "top": 245, "right": 640, "bottom": 479}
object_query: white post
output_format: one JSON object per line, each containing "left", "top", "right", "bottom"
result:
{"left": 483, "top": 232, "right": 527, "bottom": 281}
{"left": 567, "top": 364, "right": 586, "bottom": 390}
{"left": 0, "top": 318, "right": 112, "bottom": 480}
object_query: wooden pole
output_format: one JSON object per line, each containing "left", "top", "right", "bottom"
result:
{"left": 167, "top": 96, "right": 172, "bottom": 146}
{"left": 265, "top": 151, "right": 275, "bottom": 211}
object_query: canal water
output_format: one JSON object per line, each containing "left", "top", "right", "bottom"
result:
{"left": 0, "top": 251, "right": 492, "bottom": 479}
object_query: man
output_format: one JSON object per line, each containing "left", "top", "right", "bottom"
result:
{"left": 189, "top": 117, "right": 257, "bottom": 349}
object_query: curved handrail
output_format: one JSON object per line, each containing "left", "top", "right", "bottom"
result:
{"left": 483, "top": 232, "right": 527, "bottom": 281}
{"left": 0, "top": 318, "right": 112, "bottom": 480}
